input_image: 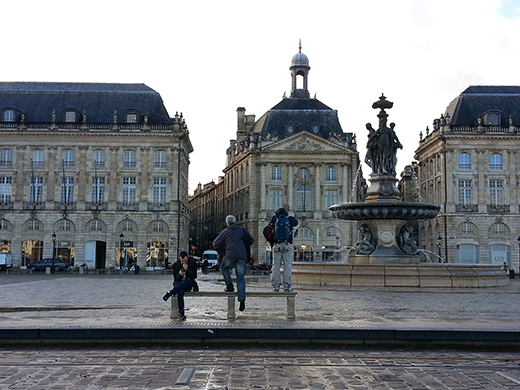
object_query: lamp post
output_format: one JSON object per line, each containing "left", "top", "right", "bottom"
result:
{"left": 119, "top": 233, "right": 124, "bottom": 271}
{"left": 52, "top": 232, "right": 56, "bottom": 259}
{"left": 437, "top": 235, "right": 442, "bottom": 263}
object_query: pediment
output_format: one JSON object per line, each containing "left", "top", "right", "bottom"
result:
{"left": 261, "top": 132, "right": 351, "bottom": 154}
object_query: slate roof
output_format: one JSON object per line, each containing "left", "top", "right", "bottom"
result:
{"left": 0, "top": 82, "right": 172, "bottom": 124}
{"left": 254, "top": 97, "right": 345, "bottom": 140}
{"left": 446, "top": 85, "right": 520, "bottom": 126}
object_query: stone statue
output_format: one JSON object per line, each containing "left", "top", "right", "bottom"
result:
{"left": 355, "top": 168, "right": 367, "bottom": 202}
{"left": 365, "top": 95, "right": 403, "bottom": 176}
{"left": 365, "top": 115, "right": 403, "bottom": 176}
{"left": 397, "top": 224, "right": 418, "bottom": 255}
{"left": 355, "top": 224, "right": 376, "bottom": 254}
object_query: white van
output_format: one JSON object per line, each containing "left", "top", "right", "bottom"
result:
{"left": 202, "top": 250, "right": 220, "bottom": 271}
{"left": 0, "top": 254, "right": 13, "bottom": 271}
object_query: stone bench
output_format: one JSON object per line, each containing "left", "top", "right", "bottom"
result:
{"left": 170, "top": 291, "right": 297, "bottom": 320}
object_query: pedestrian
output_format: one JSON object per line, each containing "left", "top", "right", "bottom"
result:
{"left": 162, "top": 251, "right": 197, "bottom": 320}
{"left": 269, "top": 204, "right": 298, "bottom": 292}
{"left": 212, "top": 215, "right": 254, "bottom": 312}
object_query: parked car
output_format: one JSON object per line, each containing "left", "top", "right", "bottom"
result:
{"left": 29, "top": 259, "right": 68, "bottom": 272}
{"left": 0, "top": 254, "right": 12, "bottom": 271}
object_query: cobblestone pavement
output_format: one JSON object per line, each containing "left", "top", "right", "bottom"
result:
{"left": 0, "top": 273, "right": 519, "bottom": 330}
{"left": 0, "top": 346, "right": 520, "bottom": 389}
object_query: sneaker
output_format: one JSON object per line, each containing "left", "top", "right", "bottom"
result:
{"left": 239, "top": 300, "right": 246, "bottom": 311}
{"left": 162, "top": 291, "right": 172, "bottom": 301}
{"left": 224, "top": 287, "right": 235, "bottom": 292}
{"left": 272, "top": 286, "right": 280, "bottom": 292}
{"left": 284, "top": 287, "right": 294, "bottom": 292}
{"left": 178, "top": 311, "right": 187, "bottom": 321}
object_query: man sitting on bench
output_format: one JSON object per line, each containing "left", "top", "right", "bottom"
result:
{"left": 162, "top": 251, "right": 197, "bottom": 320}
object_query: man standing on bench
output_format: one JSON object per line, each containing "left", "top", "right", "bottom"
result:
{"left": 269, "top": 204, "right": 298, "bottom": 292}
{"left": 213, "top": 215, "right": 254, "bottom": 312}
{"left": 162, "top": 251, "right": 197, "bottom": 320}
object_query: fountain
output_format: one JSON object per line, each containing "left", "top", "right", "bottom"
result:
{"left": 292, "top": 95, "right": 508, "bottom": 287}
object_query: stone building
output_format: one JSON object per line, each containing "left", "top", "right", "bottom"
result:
{"left": 189, "top": 46, "right": 360, "bottom": 264}
{"left": 414, "top": 86, "right": 520, "bottom": 271}
{"left": 0, "top": 82, "right": 192, "bottom": 270}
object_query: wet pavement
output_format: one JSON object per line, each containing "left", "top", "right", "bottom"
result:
{"left": 1, "top": 346, "right": 520, "bottom": 389}
{"left": 1, "top": 272, "right": 520, "bottom": 389}
{"left": 0, "top": 272, "right": 519, "bottom": 333}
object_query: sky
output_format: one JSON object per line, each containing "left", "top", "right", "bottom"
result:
{"left": 3, "top": 0, "right": 520, "bottom": 193}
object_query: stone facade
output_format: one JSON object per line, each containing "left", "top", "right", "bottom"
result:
{"left": 414, "top": 86, "right": 520, "bottom": 272}
{"left": 0, "top": 82, "right": 192, "bottom": 270}
{"left": 189, "top": 47, "right": 360, "bottom": 264}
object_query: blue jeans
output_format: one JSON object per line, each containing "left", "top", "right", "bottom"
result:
{"left": 272, "top": 242, "right": 293, "bottom": 289}
{"left": 221, "top": 258, "right": 246, "bottom": 302}
{"left": 170, "top": 278, "right": 193, "bottom": 312}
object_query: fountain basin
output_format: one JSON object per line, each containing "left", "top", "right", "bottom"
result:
{"left": 329, "top": 202, "right": 440, "bottom": 221}
{"left": 292, "top": 263, "right": 509, "bottom": 288}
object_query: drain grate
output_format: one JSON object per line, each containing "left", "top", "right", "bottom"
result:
{"left": 175, "top": 367, "right": 195, "bottom": 385}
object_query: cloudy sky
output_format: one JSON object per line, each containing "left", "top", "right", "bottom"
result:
{"left": 3, "top": 0, "right": 520, "bottom": 193}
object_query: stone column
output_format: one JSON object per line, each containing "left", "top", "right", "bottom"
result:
{"left": 260, "top": 163, "right": 266, "bottom": 212}
{"left": 288, "top": 164, "right": 294, "bottom": 208}
{"left": 314, "top": 163, "right": 321, "bottom": 219}
{"left": 342, "top": 164, "right": 349, "bottom": 203}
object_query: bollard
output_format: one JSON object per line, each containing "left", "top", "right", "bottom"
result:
{"left": 45, "top": 267, "right": 51, "bottom": 275}
{"left": 79, "top": 266, "right": 84, "bottom": 275}
{"left": 134, "top": 265, "right": 140, "bottom": 274}
{"left": 509, "top": 270, "right": 515, "bottom": 279}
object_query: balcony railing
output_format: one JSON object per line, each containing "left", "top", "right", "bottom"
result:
{"left": 148, "top": 203, "right": 170, "bottom": 211}
{"left": 23, "top": 201, "right": 44, "bottom": 210}
{"left": 88, "top": 202, "right": 107, "bottom": 211}
{"left": 455, "top": 204, "right": 478, "bottom": 212}
{"left": 294, "top": 211, "right": 314, "bottom": 218}
{"left": 118, "top": 202, "right": 138, "bottom": 211}
{"left": 487, "top": 204, "right": 510, "bottom": 213}
{"left": 55, "top": 202, "right": 76, "bottom": 211}
{"left": 0, "top": 201, "right": 13, "bottom": 210}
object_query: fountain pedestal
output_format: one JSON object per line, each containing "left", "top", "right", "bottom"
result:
{"left": 365, "top": 174, "right": 400, "bottom": 203}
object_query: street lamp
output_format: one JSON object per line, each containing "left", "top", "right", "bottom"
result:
{"left": 119, "top": 233, "right": 124, "bottom": 270}
{"left": 52, "top": 232, "right": 56, "bottom": 259}
{"left": 437, "top": 235, "right": 442, "bottom": 263}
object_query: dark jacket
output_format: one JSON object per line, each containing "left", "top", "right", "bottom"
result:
{"left": 269, "top": 207, "right": 298, "bottom": 244}
{"left": 213, "top": 223, "right": 254, "bottom": 261}
{"left": 172, "top": 257, "right": 197, "bottom": 285}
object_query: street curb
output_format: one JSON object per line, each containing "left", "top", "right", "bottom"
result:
{"left": 2, "top": 327, "right": 520, "bottom": 349}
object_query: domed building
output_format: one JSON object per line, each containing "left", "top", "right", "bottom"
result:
{"left": 190, "top": 46, "right": 360, "bottom": 264}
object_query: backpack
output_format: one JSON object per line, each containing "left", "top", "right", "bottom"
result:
{"left": 263, "top": 225, "right": 274, "bottom": 243}
{"left": 274, "top": 215, "right": 291, "bottom": 242}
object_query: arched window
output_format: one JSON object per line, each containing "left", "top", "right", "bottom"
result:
{"left": 295, "top": 226, "right": 312, "bottom": 239}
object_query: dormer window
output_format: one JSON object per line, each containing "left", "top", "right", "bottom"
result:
{"left": 3, "top": 109, "right": 15, "bottom": 122}
{"left": 65, "top": 111, "right": 77, "bottom": 123}
{"left": 310, "top": 123, "right": 320, "bottom": 134}
{"left": 126, "top": 113, "right": 138, "bottom": 123}
{"left": 483, "top": 112, "right": 500, "bottom": 126}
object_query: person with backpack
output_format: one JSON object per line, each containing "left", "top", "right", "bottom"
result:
{"left": 269, "top": 204, "right": 298, "bottom": 292}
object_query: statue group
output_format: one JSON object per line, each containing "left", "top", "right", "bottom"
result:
{"left": 364, "top": 96, "right": 403, "bottom": 176}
